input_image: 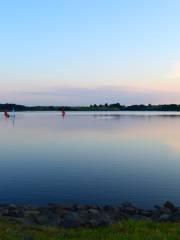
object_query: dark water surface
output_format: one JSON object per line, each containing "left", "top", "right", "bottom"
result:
{"left": 1, "top": 111, "right": 180, "bottom": 208}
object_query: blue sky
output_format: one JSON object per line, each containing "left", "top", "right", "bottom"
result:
{"left": 1, "top": 0, "right": 180, "bottom": 105}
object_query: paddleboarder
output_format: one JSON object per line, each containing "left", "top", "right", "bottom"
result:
{"left": 61, "top": 108, "right": 65, "bottom": 118}
{"left": 4, "top": 110, "right": 10, "bottom": 118}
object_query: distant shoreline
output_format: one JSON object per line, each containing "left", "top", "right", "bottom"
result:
{"left": 1, "top": 103, "right": 180, "bottom": 112}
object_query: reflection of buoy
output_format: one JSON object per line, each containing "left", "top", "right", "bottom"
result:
{"left": 4, "top": 111, "right": 10, "bottom": 118}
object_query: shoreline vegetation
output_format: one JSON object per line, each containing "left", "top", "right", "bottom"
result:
{"left": 1, "top": 103, "right": 180, "bottom": 112}
{"left": 1, "top": 220, "right": 180, "bottom": 240}
{"left": 0, "top": 201, "right": 180, "bottom": 239}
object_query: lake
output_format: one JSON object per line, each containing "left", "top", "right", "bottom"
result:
{"left": 1, "top": 111, "right": 180, "bottom": 208}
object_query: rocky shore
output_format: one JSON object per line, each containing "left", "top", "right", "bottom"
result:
{"left": 0, "top": 201, "right": 179, "bottom": 228}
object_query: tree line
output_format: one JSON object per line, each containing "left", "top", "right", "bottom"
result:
{"left": 1, "top": 103, "right": 180, "bottom": 111}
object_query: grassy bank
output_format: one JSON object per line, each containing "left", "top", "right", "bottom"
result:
{"left": 0, "top": 220, "right": 180, "bottom": 240}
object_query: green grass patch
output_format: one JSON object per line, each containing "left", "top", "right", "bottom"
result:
{"left": 0, "top": 220, "right": 180, "bottom": 240}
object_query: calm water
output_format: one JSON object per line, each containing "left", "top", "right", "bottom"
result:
{"left": 1, "top": 111, "right": 180, "bottom": 208}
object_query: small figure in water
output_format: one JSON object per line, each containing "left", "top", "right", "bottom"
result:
{"left": 4, "top": 110, "right": 10, "bottom": 118}
{"left": 61, "top": 108, "right": 65, "bottom": 118}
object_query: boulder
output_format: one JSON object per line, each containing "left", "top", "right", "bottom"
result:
{"left": 61, "top": 212, "right": 84, "bottom": 228}
{"left": 154, "top": 205, "right": 161, "bottom": 210}
{"left": 159, "top": 214, "right": 170, "bottom": 222}
{"left": 130, "top": 214, "right": 151, "bottom": 221}
{"left": 169, "top": 210, "right": 180, "bottom": 222}
{"left": 122, "top": 206, "right": 137, "bottom": 215}
{"left": 141, "top": 210, "right": 153, "bottom": 217}
{"left": 88, "top": 209, "right": 100, "bottom": 215}
{"left": 76, "top": 205, "right": 89, "bottom": 211}
{"left": 164, "top": 201, "right": 177, "bottom": 213}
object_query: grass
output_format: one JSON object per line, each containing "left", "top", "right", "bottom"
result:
{"left": 0, "top": 220, "right": 180, "bottom": 240}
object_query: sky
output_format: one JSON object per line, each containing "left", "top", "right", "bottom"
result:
{"left": 1, "top": 0, "right": 180, "bottom": 105}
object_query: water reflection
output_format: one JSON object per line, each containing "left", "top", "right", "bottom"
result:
{"left": 0, "top": 112, "right": 180, "bottom": 207}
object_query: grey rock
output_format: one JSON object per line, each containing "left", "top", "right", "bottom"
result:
{"left": 122, "top": 206, "right": 137, "bottom": 215}
{"left": 88, "top": 216, "right": 112, "bottom": 227}
{"left": 76, "top": 205, "right": 89, "bottom": 211}
{"left": 154, "top": 205, "right": 161, "bottom": 210}
{"left": 159, "top": 214, "right": 170, "bottom": 222}
{"left": 60, "top": 220, "right": 83, "bottom": 228}
{"left": 64, "top": 212, "right": 81, "bottom": 221}
{"left": 54, "top": 208, "right": 68, "bottom": 217}
{"left": 24, "top": 209, "right": 40, "bottom": 217}
{"left": 105, "top": 208, "right": 122, "bottom": 221}
{"left": 169, "top": 210, "right": 180, "bottom": 222}
{"left": 33, "top": 215, "right": 50, "bottom": 225}
{"left": 58, "top": 204, "right": 75, "bottom": 210}
{"left": 164, "top": 201, "right": 177, "bottom": 213}
{"left": 0, "top": 208, "right": 9, "bottom": 216}
{"left": 122, "top": 202, "right": 135, "bottom": 208}
{"left": 48, "top": 203, "right": 75, "bottom": 210}
{"left": 88, "top": 209, "right": 100, "bottom": 215}
{"left": 9, "top": 209, "right": 24, "bottom": 218}
{"left": 8, "top": 204, "right": 17, "bottom": 209}
{"left": 103, "top": 205, "right": 114, "bottom": 211}
{"left": 160, "top": 207, "right": 172, "bottom": 215}
{"left": 130, "top": 215, "right": 151, "bottom": 221}
{"left": 87, "top": 205, "right": 98, "bottom": 210}
{"left": 141, "top": 210, "right": 153, "bottom": 217}
{"left": 61, "top": 212, "right": 84, "bottom": 228}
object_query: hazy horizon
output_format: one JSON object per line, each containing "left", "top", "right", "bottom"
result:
{"left": 1, "top": 1, "right": 180, "bottom": 105}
